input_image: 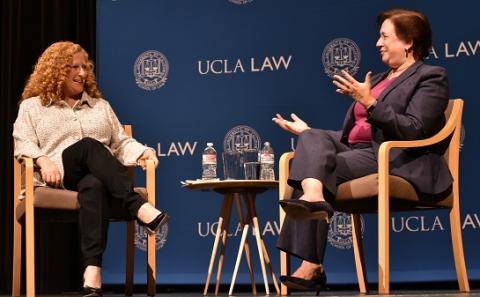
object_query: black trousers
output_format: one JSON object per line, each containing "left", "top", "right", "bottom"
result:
{"left": 62, "top": 137, "right": 146, "bottom": 267}
{"left": 277, "top": 129, "right": 377, "bottom": 264}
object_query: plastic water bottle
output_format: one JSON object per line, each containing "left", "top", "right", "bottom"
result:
{"left": 259, "top": 142, "right": 275, "bottom": 180}
{"left": 202, "top": 142, "right": 217, "bottom": 179}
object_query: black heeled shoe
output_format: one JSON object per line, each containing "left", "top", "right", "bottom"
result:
{"left": 280, "top": 270, "right": 327, "bottom": 296}
{"left": 138, "top": 212, "right": 169, "bottom": 234}
{"left": 83, "top": 286, "right": 102, "bottom": 297}
{"left": 280, "top": 199, "right": 334, "bottom": 220}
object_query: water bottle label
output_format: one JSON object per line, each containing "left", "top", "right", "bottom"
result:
{"left": 260, "top": 153, "right": 274, "bottom": 164}
{"left": 202, "top": 154, "right": 216, "bottom": 164}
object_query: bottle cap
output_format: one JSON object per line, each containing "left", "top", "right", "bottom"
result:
{"left": 207, "top": 142, "right": 213, "bottom": 146}
{"left": 264, "top": 142, "right": 270, "bottom": 146}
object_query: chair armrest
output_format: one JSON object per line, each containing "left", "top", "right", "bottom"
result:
{"left": 377, "top": 99, "right": 462, "bottom": 207}
{"left": 278, "top": 152, "right": 294, "bottom": 238}
{"left": 279, "top": 152, "right": 295, "bottom": 201}
{"left": 14, "top": 157, "right": 36, "bottom": 220}
{"left": 17, "top": 157, "right": 35, "bottom": 193}
{"left": 379, "top": 123, "right": 456, "bottom": 152}
{"left": 23, "top": 157, "right": 35, "bottom": 206}
{"left": 378, "top": 101, "right": 460, "bottom": 177}
{"left": 15, "top": 156, "right": 34, "bottom": 167}
{"left": 13, "top": 157, "right": 35, "bottom": 209}
{"left": 23, "top": 157, "right": 35, "bottom": 183}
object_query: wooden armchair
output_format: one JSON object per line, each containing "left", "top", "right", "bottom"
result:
{"left": 12, "top": 125, "right": 158, "bottom": 297}
{"left": 278, "top": 99, "right": 469, "bottom": 294}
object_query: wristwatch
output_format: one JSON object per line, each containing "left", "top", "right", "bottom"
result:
{"left": 366, "top": 100, "right": 377, "bottom": 115}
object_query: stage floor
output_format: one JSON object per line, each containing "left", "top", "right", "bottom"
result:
{"left": 3, "top": 290, "right": 480, "bottom": 297}
{"left": 99, "top": 291, "right": 479, "bottom": 297}
{"left": 4, "top": 283, "right": 480, "bottom": 297}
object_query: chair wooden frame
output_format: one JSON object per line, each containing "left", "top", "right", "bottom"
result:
{"left": 12, "top": 125, "right": 158, "bottom": 297}
{"left": 278, "top": 99, "right": 469, "bottom": 295}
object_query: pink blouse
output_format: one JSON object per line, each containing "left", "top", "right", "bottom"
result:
{"left": 348, "top": 77, "right": 395, "bottom": 145}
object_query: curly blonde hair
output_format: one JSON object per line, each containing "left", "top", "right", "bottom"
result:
{"left": 21, "top": 41, "right": 102, "bottom": 105}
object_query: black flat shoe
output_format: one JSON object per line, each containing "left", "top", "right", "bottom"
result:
{"left": 280, "top": 271, "right": 327, "bottom": 296}
{"left": 280, "top": 199, "right": 334, "bottom": 221}
{"left": 83, "top": 286, "right": 102, "bottom": 297}
{"left": 138, "top": 212, "right": 169, "bottom": 234}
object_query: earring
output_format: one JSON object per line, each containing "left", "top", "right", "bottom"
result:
{"left": 405, "top": 48, "right": 409, "bottom": 58}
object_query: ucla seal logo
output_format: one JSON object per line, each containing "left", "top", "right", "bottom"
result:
{"left": 322, "top": 38, "right": 361, "bottom": 78}
{"left": 328, "top": 212, "right": 364, "bottom": 250}
{"left": 134, "top": 50, "right": 169, "bottom": 90}
{"left": 134, "top": 221, "right": 168, "bottom": 251}
{"left": 229, "top": 0, "right": 253, "bottom": 4}
{"left": 223, "top": 125, "right": 261, "bottom": 152}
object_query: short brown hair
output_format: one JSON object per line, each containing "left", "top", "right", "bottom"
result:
{"left": 378, "top": 9, "right": 432, "bottom": 60}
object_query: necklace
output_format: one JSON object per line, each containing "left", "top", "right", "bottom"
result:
{"left": 387, "top": 68, "right": 405, "bottom": 80}
{"left": 388, "top": 60, "right": 415, "bottom": 79}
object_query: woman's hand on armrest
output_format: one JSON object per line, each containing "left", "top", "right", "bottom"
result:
{"left": 137, "top": 149, "right": 159, "bottom": 170}
{"left": 36, "top": 156, "right": 62, "bottom": 188}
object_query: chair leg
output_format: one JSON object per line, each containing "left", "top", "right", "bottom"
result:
{"left": 12, "top": 216, "right": 22, "bottom": 297}
{"left": 12, "top": 158, "right": 22, "bottom": 297}
{"left": 280, "top": 250, "right": 290, "bottom": 296}
{"left": 25, "top": 204, "right": 35, "bottom": 297}
{"left": 125, "top": 221, "right": 135, "bottom": 296}
{"left": 377, "top": 176, "right": 390, "bottom": 294}
{"left": 450, "top": 204, "right": 470, "bottom": 292}
{"left": 24, "top": 167, "right": 36, "bottom": 297}
{"left": 279, "top": 197, "right": 290, "bottom": 295}
{"left": 351, "top": 214, "right": 368, "bottom": 294}
{"left": 147, "top": 231, "right": 156, "bottom": 296}
{"left": 146, "top": 160, "right": 157, "bottom": 296}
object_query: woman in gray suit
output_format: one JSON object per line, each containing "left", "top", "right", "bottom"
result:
{"left": 274, "top": 8, "right": 450, "bottom": 294}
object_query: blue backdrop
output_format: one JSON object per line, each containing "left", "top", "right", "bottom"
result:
{"left": 96, "top": 0, "right": 480, "bottom": 285}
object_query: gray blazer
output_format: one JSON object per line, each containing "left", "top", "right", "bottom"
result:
{"left": 340, "top": 61, "right": 452, "bottom": 195}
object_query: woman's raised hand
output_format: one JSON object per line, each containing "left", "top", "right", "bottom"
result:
{"left": 333, "top": 70, "right": 376, "bottom": 108}
{"left": 272, "top": 113, "right": 310, "bottom": 135}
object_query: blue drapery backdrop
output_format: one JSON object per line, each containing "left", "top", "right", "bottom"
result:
{"left": 96, "top": 0, "right": 480, "bottom": 285}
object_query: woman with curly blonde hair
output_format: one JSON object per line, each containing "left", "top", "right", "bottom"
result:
{"left": 21, "top": 41, "right": 101, "bottom": 105}
{"left": 13, "top": 41, "right": 168, "bottom": 297}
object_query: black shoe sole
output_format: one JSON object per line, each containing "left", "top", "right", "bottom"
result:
{"left": 83, "top": 286, "right": 102, "bottom": 297}
{"left": 280, "top": 274, "right": 327, "bottom": 296}
{"left": 280, "top": 200, "right": 333, "bottom": 221}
